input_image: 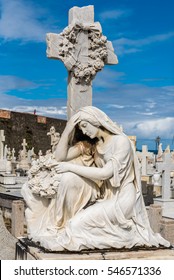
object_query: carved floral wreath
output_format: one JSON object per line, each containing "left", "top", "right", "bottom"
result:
{"left": 57, "top": 22, "right": 108, "bottom": 85}
{"left": 27, "top": 154, "right": 60, "bottom": 198}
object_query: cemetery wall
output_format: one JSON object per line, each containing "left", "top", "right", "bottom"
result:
{"left": 0, "top": 109, "right": 66, "bottom": 155}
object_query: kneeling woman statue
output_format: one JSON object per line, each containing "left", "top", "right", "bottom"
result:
{"left": 22, "top": 106, "right": 170, "bottom": 251}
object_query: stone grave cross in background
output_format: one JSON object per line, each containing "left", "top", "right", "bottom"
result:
{"left": 21, "top": 139, "right": 27, "bottom": 154}
{"left": 46, "top": 5, "right": 118, "bottom": 119}
{"left": 0, "top": 130, "right": 5, "bottom": 160}
{"left": 141, "top": 145, "right": 153, "bottom": 176}
{"left": 156, "top": 153, "right": 174, "bottom": 199}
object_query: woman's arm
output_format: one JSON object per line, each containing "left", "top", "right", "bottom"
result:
{"left": 55, "top": 161, "right": 114, "bottom": 181}
{"left": 55, "top": 114, "right": 80, "bottom": 161}
{"left": 65, "top": 145, "right": 81, "bottom": 161}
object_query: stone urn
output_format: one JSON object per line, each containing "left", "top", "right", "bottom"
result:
{"left": 152, "top": 171, "right": 162, "bottom": 197}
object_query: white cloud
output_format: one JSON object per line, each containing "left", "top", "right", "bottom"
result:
{"left": 0, "top": 90, "right": 67, "bottom": 119}
{"left": 0, "top": 0, "right": 56, "bottom": 42}
{"left": 93, "top": 68, "right": 125, "bottom": 89}
{"left": 0, "top": 75, "right": 38, "bottom": 93}
{"left": 99, "top": 9, "right": 131, "bottom": 20}
{"left": 113, "top": 32, "right": 174, "bottom": 55}
{"left": 145, "top": 100, "right": 156, "bottom": 109}
{"left": 124, "top": 117, "right": 174, "bottom": 138}
{"left": 107, "top": 104, "right": 125, "bottom": 109}
{"left": 136, "top": 112, "right": 157, "bottom": 116}
{"left": 10, "top": 105, "right": 67, "bottom": 117}
{"left": 0, "top": 69, "right": 173, "bottom": 139}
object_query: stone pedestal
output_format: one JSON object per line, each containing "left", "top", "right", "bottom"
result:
{"left": 147, "top": 204, "right": 162, "bottom": 233}
{"left": 0, "top": 159, "right": 7, "bottom": 172}
{"left": 0, "top": 210, "right": 17, "bottom": 260}
{"left": 0, "top": 173, "right": 16, "bottom": 185}
{"left": 18, "top": 160, "right": 30, "bottom": 171}
{"left": 141, "top": 181, "right": 154, "bottom": 206}
{"left": 15, "top": 238, "right": 174, "bottom": 260}
{"left": 171, "top": 188, "right": 174, "bottom": 199}
{"left": 154, "top": 198, "right": 174, "bottom": 219}
{"left": 11, "top": 200, "right": 25, "bottom": 238}
{"left": 15, "top": 176, "right": 27, "bottom": 185}
{"left": 159, "top": 218, "right": 174, "bottom": 245}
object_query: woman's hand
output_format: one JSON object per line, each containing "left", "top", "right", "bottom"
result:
{"left": 64, "top": 112, "right": 81, "bottom": 135}
{"left": 55, "top": 112, "right": 81, "bottom": 162}
{"left": 54, "top": 162, "right": 72, "bottom": 173}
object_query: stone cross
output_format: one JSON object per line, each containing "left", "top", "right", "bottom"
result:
{"left": 156, "top": 153, "right": 174, "bottom": 199}
{"left": 0, "top": 130, "right": 5, "bottom": 160}
{"left": 46, "top": 5, "right": 118, "bottom": 119}
{"left": 21, "top": 139, "right": 27, "bottom": 152}
{"left": 38, "top": 150, "right": 43, "bottom": 157}
{"left": 11, "top": 148, "right": 16, "bottom": 163}
{"left": 141, "top": 145, "right": 153, "bottom": 176}
{"left": 3, "top": 144, "right": 8, "bottom": 160}
{"left": 164, "top": 145, "right": 170, "bottom": 154}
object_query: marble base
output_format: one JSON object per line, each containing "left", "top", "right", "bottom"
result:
{"left": 18, "top": 161, "right": 30, "bottom": 171}
{"left": 0, "top": 173, "right": 16, "bottom": 185}
{"left": 171, "top": 188, "right": 174, "bottom": 199}
{"left": 15, "top": 238, "right": 174, "bottom": 260}
{"left": 15, "top": 176, "right": 27, "bottom": 185}
{"left": 154, "top": 198, "right": 174, "bottom": 219}
{"left": 0, "top": 159, "right": 7, "bottom": 172}
{"left": 0, "top": 183, "right": 22, "bottom": 189}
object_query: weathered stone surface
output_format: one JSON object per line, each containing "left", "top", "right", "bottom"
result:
{"left": 154, "top": 198, "right": 174, "bottom": 219}
{"left": 11, "top": 200, "right": 25, "bottom": 238}
{"left": 46, "top": 5, "right": 118, "bottom": 118}
{"left": 0, "top": 110, "right": 66, "bottom": 156}
{"left": 69, "top": 5, "right": 94, "bottom": 25}
{"left": 147, "top": 204, "right": 162, "bottom": 233}
{"left": 104, "top": 249, "right": 174, "bottom": 260}
{"left": 0, "top": 110, "right": 11, "bottom": 119}
{"left": 0, "top": 209, "right": 17, "bottom": 260}
{"left": 16, "top": 239, "right": 174, "bottom": 260}
{"left": 159, "top": 218, "right": 174, "bottom": 245}
{"left": 0, "top": 174, "right": 16, "bottom": 185}
{"left": 141, "top": 145, "right": 153, "bottom": 176}
{"left": 142, "top": 182, "right": 154, "bottom": 206}
{"left": 0, "top": 130, "right": 5, "bottom": 160}
{"left": 156, "top": 153, "right": 174, "bottom": 199}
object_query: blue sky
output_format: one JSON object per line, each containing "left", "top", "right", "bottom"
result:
{"left": 0, "top": 0, "right": 173, "bottom": 139}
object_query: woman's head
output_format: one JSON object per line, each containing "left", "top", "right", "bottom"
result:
{"left": 78, "top": 120, "right": 100, "bottom": 139}
{"left": 74, "top": 106, "right": 123, "bottom": 136}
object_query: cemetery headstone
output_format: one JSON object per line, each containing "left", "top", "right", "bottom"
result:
{"left": 0, "top": 130, "right": 7, "bottom": 172}
{"left": 156, "top": 153, "right": 174, "bottom": 199}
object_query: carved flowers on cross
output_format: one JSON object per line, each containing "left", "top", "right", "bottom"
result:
{"left": 58, "top": 22, "right": 108, "bottom": 85}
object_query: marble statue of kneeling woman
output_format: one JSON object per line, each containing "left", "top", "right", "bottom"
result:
{"left": 22, "top": 106, "right": 170, "bottom": 251}
{"left": 21, "top": 113, "right": 100, "bottom": 239}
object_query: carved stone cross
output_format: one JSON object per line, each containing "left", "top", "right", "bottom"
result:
{"left": 0, "top": 130, "right": 5, "bottom": 160}
{"left": 21, "top": 139, "right": 27, "bottom": 153}
{"left": 141, "top": 145, "right": 153, "bottom": 176}
{"left": 156, "top": 153, "right": 174, "bottom": 199}
{"left": 12, "top": 148, "right": 16, "bottom": 163}
{"left": 46, "top": 5, "right": 118, "bottom": 119}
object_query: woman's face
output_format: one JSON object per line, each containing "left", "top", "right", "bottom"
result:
{"left": 79, "top": 121, "right": 99, "bottom": 139}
